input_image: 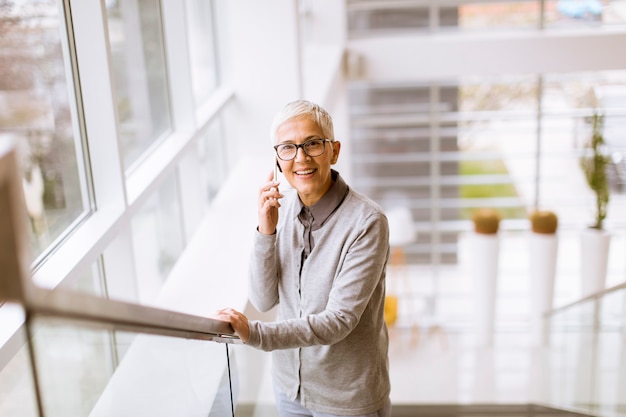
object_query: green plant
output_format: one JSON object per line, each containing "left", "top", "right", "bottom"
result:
{"left": 580, "top": 112, "right": 610, "bottom": 230}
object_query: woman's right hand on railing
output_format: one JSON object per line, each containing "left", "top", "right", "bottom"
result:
{"left": 213, "top": 308, "right": 250, "bottom": 343}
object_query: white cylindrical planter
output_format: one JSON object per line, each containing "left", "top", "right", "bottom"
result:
{"left": 470, "top": 233, "right": 500, "bottom": 347}
{"left": 528, "top": 232, "right": 558, "bottom": 346}
{"left": 617, "top": 294, "right": 626, "bottom": 412}
{"left": 580, "top": 228, "right": 611, "bottom": 297}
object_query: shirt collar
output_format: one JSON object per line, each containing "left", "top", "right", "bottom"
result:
{"left": 297, "top": 170, "right": 348, "bottom": 230}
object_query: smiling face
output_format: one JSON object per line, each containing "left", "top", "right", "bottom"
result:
{"left": 275, "top": 116, "right": 341, "bottom": 207}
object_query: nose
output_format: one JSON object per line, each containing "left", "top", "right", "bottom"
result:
{"left": 294, "top": 145, "right": 310, "bottom": 162}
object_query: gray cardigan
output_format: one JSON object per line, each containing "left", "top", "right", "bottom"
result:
{"left": 246, "top": 179, "right": 391, "bottom": 415}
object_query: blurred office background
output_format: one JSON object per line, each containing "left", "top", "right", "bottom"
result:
{"left": 1, "top": 1, "right": 626, "bottom": 416}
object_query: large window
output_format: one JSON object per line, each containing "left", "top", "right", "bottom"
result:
{"left": 0, "top": 1, "right": 233, "bottom": 414}
{"left": 105, "top": 0, "right": 172, "bottom": 172}
{"left": 0, "top": 0, "right": 232, "bottom": 293}
{"left": 185, "top": 0, "right": 219, "bottom": 107}
{"left": 0, "top": 0, "right": 92, "bottom": 262}
{"left": 198, "top": 119, "right": 228, "bottom": 203}
{"left": 130, "top": 173, "right": 184, "bottom": 303}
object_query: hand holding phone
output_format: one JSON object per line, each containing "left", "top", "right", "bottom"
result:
{"left": 258, "top": 161, "right": 281, "bottom": 235}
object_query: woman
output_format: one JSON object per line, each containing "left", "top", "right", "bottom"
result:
{"left": 216, "top": 100, "right": 391, "bottom": 417}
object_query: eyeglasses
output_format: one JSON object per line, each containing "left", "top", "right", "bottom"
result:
{"left": 274, "top": 138, "right": 333, "bottom": 161}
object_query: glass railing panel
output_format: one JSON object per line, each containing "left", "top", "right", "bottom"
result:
{"left": 0, "top": 305, "right": 38, "bottom": 417}
{"left": 548, "top": 299, "right": 596, "bottom": 413}
{"left": 547, "top": 285, "right": 626, "bottom": 417}
{"left": 27, "top": 316, "right": 236, "bottom": 417}
{"left": 596, "top": 289, "right": 626, "bottom": 416}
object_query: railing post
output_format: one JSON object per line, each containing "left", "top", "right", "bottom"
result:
{"left": 0, "top": 138, "right": 33, "bottom": 304}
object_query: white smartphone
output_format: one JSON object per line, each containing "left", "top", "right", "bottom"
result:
{"left": 271, "top": 161, "right": 280, "bottom": 196}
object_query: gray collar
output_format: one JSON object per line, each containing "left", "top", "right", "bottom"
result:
{"left": 297, "top": 170, "right": 348, "bottom": 231}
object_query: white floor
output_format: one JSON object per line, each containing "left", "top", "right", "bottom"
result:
{"left": 235, "top": 229, "right": 626, "bottom": 411}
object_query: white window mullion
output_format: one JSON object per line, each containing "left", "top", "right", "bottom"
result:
{"left": 162, "top": 0, "right": 196, "bottom": 132}
{"left": 58, "top": 0, "right": 93, "bottom": 214}
{"left": 68, "top": 0, "right": 126, "bottom": 210}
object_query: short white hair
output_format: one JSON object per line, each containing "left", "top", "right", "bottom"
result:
{"left": 270, "top": 100, "right": 335, "bottom": 143}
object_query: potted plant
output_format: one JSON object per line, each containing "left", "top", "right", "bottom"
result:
{"left": 472, "top": 208, "right": 501, "bottom": 235}
{"left": 528, "top": 209, "right": 558, "bottom": 346}
{"left": 579, "top": 112, "right": 611, "bottom": 296}
{"left": 530, "top": 210, "right": 558, "bottom": 234}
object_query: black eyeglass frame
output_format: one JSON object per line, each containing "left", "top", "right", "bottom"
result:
{"left": 273, "top": 138, "right": 334, "bottom": 161}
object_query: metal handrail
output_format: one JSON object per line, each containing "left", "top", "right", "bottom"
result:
{"left": 545, "top": 280, "right": 626, "bottom": 317}
{"left": 1, "top": 138, "right": 239, "bottom": 345}
{"left": 24, "top": 285, "right": 240, "bottom": 343}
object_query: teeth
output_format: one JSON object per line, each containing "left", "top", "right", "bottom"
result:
{"left": 296, "top": 169, "right": 315, "bottom": 175}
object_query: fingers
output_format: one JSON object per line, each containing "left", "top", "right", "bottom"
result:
{"left": 214, "top": 308, "right": 250, "bottom": 343}
{"left": 259, "top": 169, "right": 282, "bottom": 198}
{"left": 257, "top": 170, "right": 282, "bottom": 235}
{"left": 215, "top": 308, "right": 245, "bottom": 325}
{"left": 258, "top": 187, "right": 282, "bottom": 207}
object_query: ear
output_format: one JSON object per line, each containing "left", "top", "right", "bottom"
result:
{"left": 331, "top": 141, "right": 341, "bottom": 164}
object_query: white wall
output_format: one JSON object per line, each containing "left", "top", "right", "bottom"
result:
{"left": 219, "top": 0, "right": 302, "bottom": 161}
{"left": 217, "top": 0, "right": 352, "bottom": 182}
